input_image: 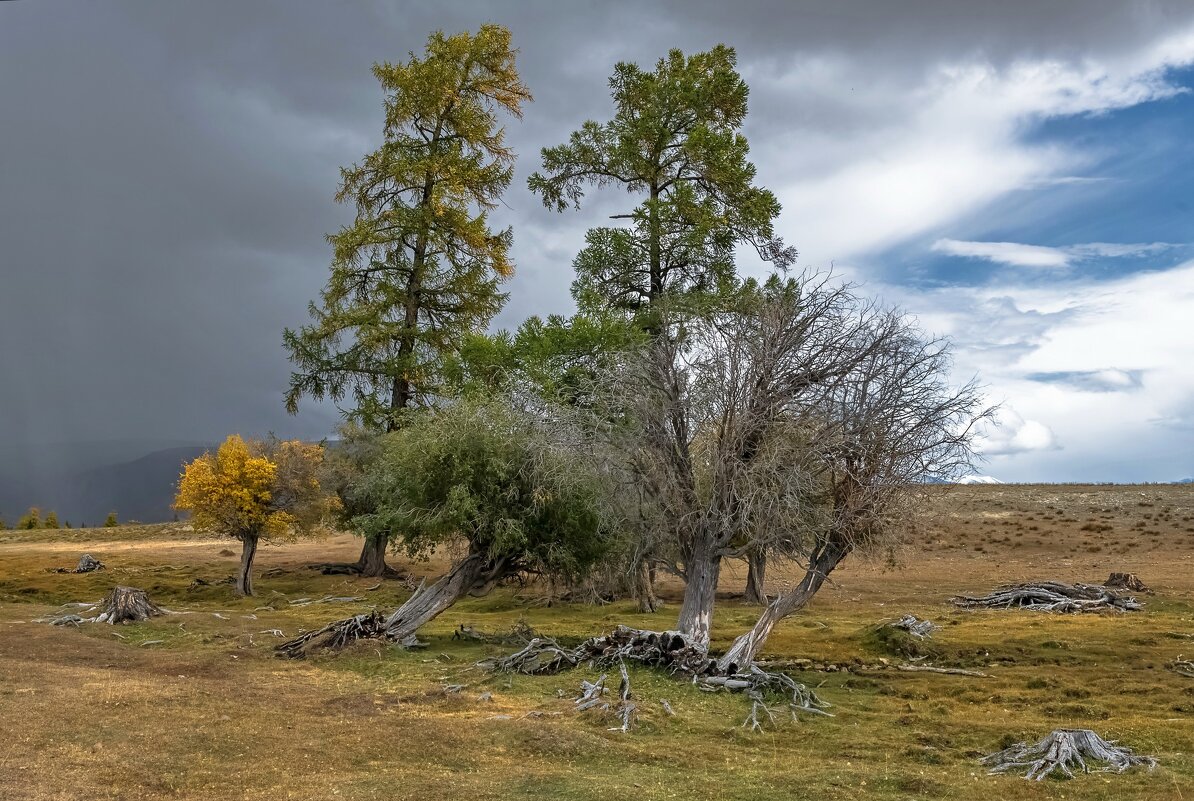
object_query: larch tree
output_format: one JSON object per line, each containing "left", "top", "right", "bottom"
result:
{"left": 174, "top": 436, "right": 333, "bottom": 596}
{"left": 283, "top": 24, "right": 531, "bottom": 576}
{"left": 529, "top": 44, "right": 794, "bottom": 611}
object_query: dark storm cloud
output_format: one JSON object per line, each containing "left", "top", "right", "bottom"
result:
{"left": 2, "top": 0, "right": 1193, "bottom": 478}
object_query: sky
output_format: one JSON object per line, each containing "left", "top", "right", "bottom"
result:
{"left": 1, "top": 0, "right": 1193, "bottom": 483}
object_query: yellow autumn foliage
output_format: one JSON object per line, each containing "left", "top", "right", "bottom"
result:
{"left": 174, "top": 435, "right": 331, "bottom": 542}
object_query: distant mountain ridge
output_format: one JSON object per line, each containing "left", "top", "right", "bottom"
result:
{"left": 0, "top": 442, "right": 211, "bottom": 525}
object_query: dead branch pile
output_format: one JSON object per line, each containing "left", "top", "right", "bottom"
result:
{"left": 953, "top": 582, "right": 1142, "bottom": 613}
{"left": 274, "top": 611, "right": 391, "bottom": 657}
{"left": 480, "top": 625, "right": 714, "bottom": 676}
{"left": 886, "top": 614, "right": 938, "bottom": 638}
{"left": 482, "top": 625, "right": 829, "bottom": 730}
{"left": 1170, "top": 656, "right": 1194, "bottom": 678}
{"left": 983, "top": 729, "right": 1157, "bottom": 780}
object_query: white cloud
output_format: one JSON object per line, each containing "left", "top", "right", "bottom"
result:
{"left": 932, "top": 239, "right": 1071, "bottom": 267}
{"left": 885, "top": 259, "right": 1194, "bottom": 481}
{"left": 930, "top": 238, "right": 1178, "bottom": 268}
{"left": 976, "top": 407, "right": 1060, "bottom": 456}
{"left": 741, "top": 27, "right": 1194, "bottom": 267}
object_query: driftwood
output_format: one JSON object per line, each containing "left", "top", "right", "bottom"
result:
{"left": 983, "top": 729, "right": 1157, "bottom": 780}
{"left": 1104, "top": 572, "right": 1150, "bottom": 593}
{"left": 1170, "top": 657, "right": 1194, "bottom": 678}
{"left": 895, "top": 663, "right": 988, "bottom": 677}
{"left": 953, "top": 582, "right": 1142, "bottom": 613}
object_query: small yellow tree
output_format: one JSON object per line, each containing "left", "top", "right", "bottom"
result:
{"left": 174, "top": 435, "right": 332, "bottom": 595}
{"left": 43, "top": 510, "right": 59, "bottom": 529}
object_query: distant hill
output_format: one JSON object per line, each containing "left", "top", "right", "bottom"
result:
{"left": 0, "top": 443, "right": 210, "bottom": 525}
{"left": 957, "top": 474, "right": 1003, "bottom": 485}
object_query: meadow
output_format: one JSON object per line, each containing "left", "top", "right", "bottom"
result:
{"left": 1, "top": 484, "right": 1192, "bottom": 800}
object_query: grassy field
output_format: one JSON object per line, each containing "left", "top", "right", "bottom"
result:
{"left": 1, "top": 484, "right": 1192, "bottom": 800}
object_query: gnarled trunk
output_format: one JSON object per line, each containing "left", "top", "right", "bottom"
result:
{"left": 744, "top": 547, "right": 767, "bottom": 604}
{"left": 634, "top": 558, "right": 659, "bottom": 613}
{"left": 356, "top": 534, "right": 390, "bottom": 577}
{"left": 382, "top": 552, "right": 510, "bottom": 641}
{"left": 717, "top": 537, "right": 849, "bottom": 672}
{"left": 237, "top": 534, "right": 259, "bottom": 596}
{"left": 676, "top": 539, "right": 721, "bottom": 648}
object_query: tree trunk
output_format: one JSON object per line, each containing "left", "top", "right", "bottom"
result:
{"left": 356, "top": 534, "right": 390, "bottom": 577}
{"left": 237, "top": 534, "right": 259, "bottom": 596}
{"left": 382, "top": 552, "right": 509, "bottom": 642}
{"left": 744, "top": 547, "right": 767, "bottom": 604}
{"left": 676, "top": 541, "right": 721, "bottom": 648}
{"left": 634, "top": 558, "right": 659, "bottom": 613}
{"left": 716, "top": 538, "right": 849, "bottom": 672}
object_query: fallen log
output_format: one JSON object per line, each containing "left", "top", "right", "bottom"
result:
{"left": 1169, "top": 657, "right": 1194, "bottom": 678}
{"left": 983, "top": 729, "right": 1157, "bottom": 780}
{"left": 953, "top": 582, "right": 1142, "bottom": 613}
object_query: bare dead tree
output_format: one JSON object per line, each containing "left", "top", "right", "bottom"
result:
{"left": 602, "top": 274, "right": 893, "bottom": 647}
{"left": 716, "top": 318, "right": 992, "bottom": 670}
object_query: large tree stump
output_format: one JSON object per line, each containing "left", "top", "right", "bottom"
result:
{"left": 1104, "top": 572, "right": 1149, "bottom": 593}
{"left": 983, "top": 729, "right": 1157, "bottom": 780}
{"left": 96, "top": 586, "right": 166, "bottom": 624}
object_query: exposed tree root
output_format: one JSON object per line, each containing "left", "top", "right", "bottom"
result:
{"left": 274, "top": 611, "right": 389, "bottom": 657}
{"left": 953, "top": 582, "right": 1142, "bottom": 613}
{"left": 1170, "top": 656, "right": 1194, "bottom": 678}
{"left": 482, "top": 625, "right": 829, "bottom": 730}
{"left": 983, "top": 729, "right": 1157, "bottom": 780}
{"left": 44, "top": 586, "right": 167, "bottom": 626}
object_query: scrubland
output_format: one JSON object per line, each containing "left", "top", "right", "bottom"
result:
{"left": 1, "top": 484, "right": 1192, "bottom": 800}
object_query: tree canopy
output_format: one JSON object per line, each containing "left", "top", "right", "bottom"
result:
{"left": 284, "top": 24, "right": 532, "bottom": 430}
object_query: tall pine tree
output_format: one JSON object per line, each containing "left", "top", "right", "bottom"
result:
{"left": 529, "top": 45, "right": 793, "bottom": 611}
{"left": 284, "top": 25, "right": 531, "bottom": 576}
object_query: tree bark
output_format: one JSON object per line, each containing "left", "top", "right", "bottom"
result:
{"left": 744, "top": 547, "right": 767, "bottom": 604}
{"left": 676, "top": 540, "right": 721, "bottom": 648}
{"left": 634, "top": 558, "right": 659, "bottom": 613}
{"left": 355, "top": 534, "right": 390, "bottom": 577}
{"left": 382, "top": 552, "right": 510, "bottom": 642}
{"left": 237, "top": 534, "right": 259, "bottom": 596}
{"left": 716, "top": 537, "right": 849, "bottom": 672}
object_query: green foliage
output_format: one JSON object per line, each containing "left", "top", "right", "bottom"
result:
{"left": 18, "top": 507, "right": 41, "bottom": 530}
{"left": 42, "top": 510, "right": 59, "bottom": 529}
{"left": 353, "top": 398, "right": 612, "bottom": 582}
{"left": 104, "top": 511, "right": 119, "bottom": 528}
{"left": 529, "top": 45, "right": 793, "bottom": 327}
{"left": 446, "top": 312, "right": 644, "bottom": 408}
{"left": 284, "top": 24, "right": 532, "bottom": 431}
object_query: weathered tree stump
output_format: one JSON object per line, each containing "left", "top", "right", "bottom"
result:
{"left": 1104, "top": 572, "right": 1149, "bottom": 592}
{"left": 983, "top": 729, "right": 1157, "bottom": 780}
{"left": 96, "top": 586, "right": 166, "bottom": 624}
{"left": 73, "top": 554, "right": 105, "bottom": 573}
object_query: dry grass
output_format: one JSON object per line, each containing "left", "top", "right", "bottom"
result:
{"left": 1, "top": 484, "right": 1193, "bottom": 800}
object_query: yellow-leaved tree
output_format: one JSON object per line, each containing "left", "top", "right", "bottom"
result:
{"left": 174, "top": 435, "right": 334, "bottom": 595}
